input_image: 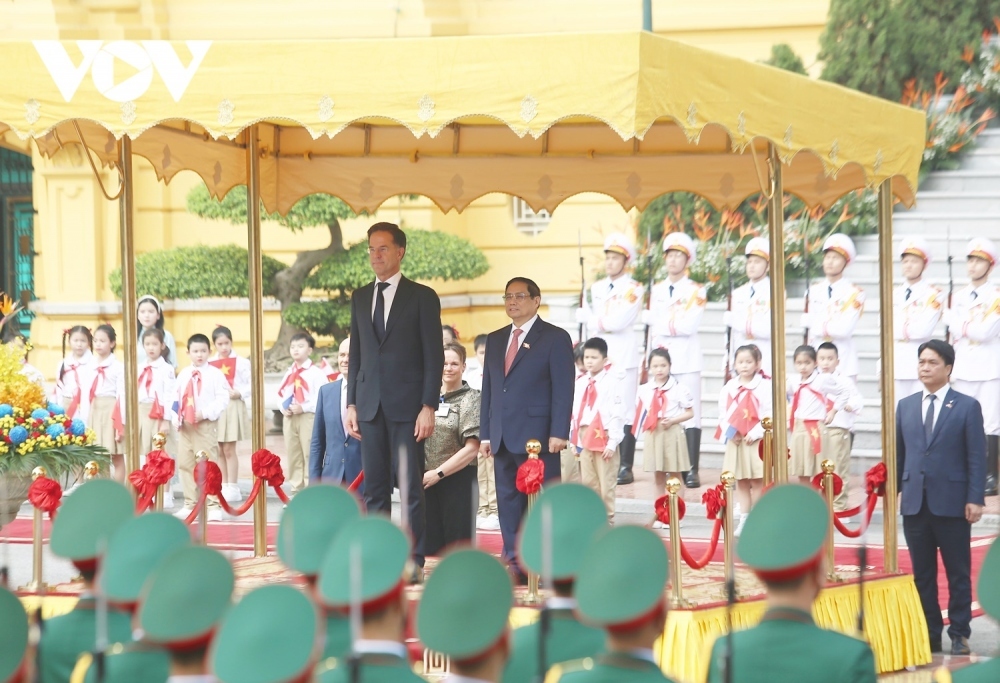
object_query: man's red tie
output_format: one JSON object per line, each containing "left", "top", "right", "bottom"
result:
{"left": 504, "top": 328, "right": 523, "bottom": 376}
{"left": 89, "top": 366, "right": 106, "bottom": 403}
{"left": 181, "top": 370, "right": 200, "bottom": 424}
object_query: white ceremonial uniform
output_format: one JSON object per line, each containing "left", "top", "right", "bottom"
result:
{"left": 894, "top": 278, "right": 943, "bottom": 399}
{"left": 584, "top": 274, "right": 643, "bottom": 425}
{"left": 648, "top": 276, "right": 706, "bottom": 428}
{"left": 725, "top": 276, "right": 773, "bottom": 376}
{"left": 947, "top": 282, "right": 1000, "bottom": 435}
{"left": 803, "top": 278, "right": 866, "bottom": 381}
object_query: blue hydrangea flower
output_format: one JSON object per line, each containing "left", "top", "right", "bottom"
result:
{"left": 31, "top": 408, "right": 51, "bottom": 421}
{"left": 70, "top": 419, "right": 87, "bottom": 437}
{"left": 46, "top": 424, "right": 65, "bottom": 439}
{"left": 47, "top": 403, "right": 65, "bottom": 416}
{"left": 8, "top": 425, "right": 28, "bottom": 445}
{"left": 0, "top": 404, "right": 12, "bottom": 418}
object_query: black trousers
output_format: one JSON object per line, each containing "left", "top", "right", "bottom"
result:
{"left": 424, "top": 465, "right": 478, "bottom": 556}
{"left": 902, "top": 496, "right": 973, "bottom": 640}
{"left": 494, "top": 444, "right": 561, "bottom": 569}
{"left": 359, "top": 406, "right": 426, "bottom": 564}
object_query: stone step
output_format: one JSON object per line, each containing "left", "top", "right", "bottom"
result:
{"left": 888, "top": 212, "right": 1000, "bottom": 235}
{"left": 959, "top": 146, "right": 1000, "bottom": 171}
{"left": 899, "top": 191, "right": 1000, "bottom": 215}
{"left": 918, "top": 169, "right": 1000, "bottom": 193}
{"left": 690, "top": 443, "right": 884, "bottom": 474}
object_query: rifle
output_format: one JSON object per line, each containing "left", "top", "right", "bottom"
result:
{"left": 802, "top": 222, "right": 811, "bottom": 345}
{"left": 536, "top": 503, "right": 553, "bottom": 683}
{"left": 721, "top": 577, "right": 736, "bottom": 683}
{"left": 857, "top": 531, "right": 868, "bottom": 638}
{"left": 639, "top": 224, "right": 656, "bottom": 384}
{"left": 578, "top": 229, "right": 587, "bottom": 343}
{"left": 945, "top": 226, "right": 954, "bottom": 343}
{"left": 723, "top": 253, "right": 734, "bottom": 384}
{"left": 348, "top": 541, "right": 362, "bottom": 683}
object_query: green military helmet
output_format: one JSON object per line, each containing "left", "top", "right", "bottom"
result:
{"left": 418, "top": 549, "right": 512, "bottom": 661}
{"left": 138, "top": 546, "right": 234, "bottom": 649}
{"left": 0, "top": 586, "right": 28, "bottom": 682}
{"left": 518, "top": 483, "right": 608, "bottom": 581}
{"left": 737, "top": 484, "right": 828, "bottom": 581}
{"left": 575, "top": 525, "right": 667, "bottom": 626}
{"left": 102, "top": 512, "right": 191, "bottom": 607}
{"left": 50, "top": 479, "right": 134, "bottom": 566}
{"left": 978, "top": 537, "right": 1000, "bottom": 620}
{"left": 277, "top": 484, "right": 362, "bottom": 577}
{"left": 211, "top": 585, "right": 321, "bottom": 683}
{"left": 317, "top": 517, "right": 410, "bottom": 611}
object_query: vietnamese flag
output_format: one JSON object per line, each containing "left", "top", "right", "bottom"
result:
{"left": 112, "top": 398, "right": 124, "bottom": 441}
{"left": 582, "top": 413, "right": 609, "bottom": 452}
{"left": 210, "top": 357, "right": 237, "bottom": 388}
{"left": 731, "top": 390, "right": 759, "bottom": 437}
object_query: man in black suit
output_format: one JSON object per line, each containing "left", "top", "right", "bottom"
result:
{"left": 896, "top": 339, "right": 986, "bottom": 655}
{"left": 480, "top": 277, "right": 575, "bottom": 581}
{"left": 346, "top": 223, "right": 443, "bottom": 573}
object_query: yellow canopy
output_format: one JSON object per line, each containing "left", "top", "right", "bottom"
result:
{"left": 0, "top": 32, "right": 925, "bottom": 213}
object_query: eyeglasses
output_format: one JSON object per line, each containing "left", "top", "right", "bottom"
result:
{"left": 501, "top": 293, "right": 534, "bottom": 302}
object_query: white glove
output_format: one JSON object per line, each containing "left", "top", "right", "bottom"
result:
{"left": 721, "top": 310, "right": 732, "bottom": 328}
{"left": 640, "top": 309, "right": 654, "bottom": 326}
{"left": 799, "top": 313, "right": 809, "bottom": 331}
{"left": 574, "top": 307, "right": 590, "bottom": 324}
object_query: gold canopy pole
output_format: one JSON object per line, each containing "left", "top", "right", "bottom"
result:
{"left": 246, "top": 125, "right": 268, "bottom": 558}
{"left": 877, "top": 180, "right": 898, "bottom": 573}
{"left": 766, "top": 143, "right": 788, "bottom": 483}
{"left": 118, "top": 138, "right": 141, "bottom": 490}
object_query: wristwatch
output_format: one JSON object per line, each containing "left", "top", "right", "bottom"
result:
{"left": 437, "top": 470, "right": 445, "bottom": 480}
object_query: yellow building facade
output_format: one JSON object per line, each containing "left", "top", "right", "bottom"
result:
{"left": 0, "top": 0, "right": 831, "bottom": 374}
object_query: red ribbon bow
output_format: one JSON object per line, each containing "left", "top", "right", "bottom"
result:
{"left": 251, "top": 449, "right": 285, "bottom": 488}
{"left": 28, "top": 477, "right": 63, "bottom": 517}
{"left": 865, "top": 462, "right": 887, "bottom": 496}
{"left": 654, "top": 495, "right": 686, "bottom": 525}
{"left": 701, "top": 484, "right": 726, "bottom": 520}
{"left": 515, "top": 458, "right": 545, "bottom": 495}
{"left": 194, "top": 459, "right": 224, "bottom": 497}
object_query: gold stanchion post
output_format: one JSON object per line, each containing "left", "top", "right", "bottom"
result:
{"left": 761, "top": 417, "right": 774, "bottom": 487}
{"left": 666, "top": 477, "right": 685, "bottom": 608}
{"left": 877, "top": 179, "right": 899, "bottom": 573}
{"left": 523, "top": 439, "right": 543, "bottom": 605}
{"left": 820, "top": 459, "right": 840, "bottom": 582}
{"left": 118, "top": 138, "right": 140, "bottom": 494}
{"left": 721, "top": 471, "right": 736, "bottom": 591}
{"left": 196, "top": 451, "right": 209, "bottom": 545}
{"left": 765, "top": 143, "right": 788, "bottom": 483}
{"left": 246, "top": 125, "right": 268, "bottom": 558}
{"left": 21, "top": 466, "right": 49, "bottom": 593}
{"left": 152, "top": 432, "right": 166, "bottom": 511}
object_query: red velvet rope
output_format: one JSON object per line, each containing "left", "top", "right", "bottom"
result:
{"left": 175, "top": 450, "right": 293, "bottom": 522}
{"left": 679, "top": 517, "right": 724, "bottom": 569}
{"left": 28, "top": 477, "right": 62, "bottom": 519}
{"left": 347, "top": 471, "right": 364, "bottom": 492}
{"left": 832, "top": 494, "right": 879, "bottom": 538}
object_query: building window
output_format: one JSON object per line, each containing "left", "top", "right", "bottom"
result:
{"left": 512, "top": 197, "right": 550, "bottom": 236}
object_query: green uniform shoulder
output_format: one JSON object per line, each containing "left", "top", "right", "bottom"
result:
{"left": 71, "top": 643, "right": 170, "bottom": 683}
{"left": 545, "top": 654, "right": 675, "bottom": 683}
{"left": 315, "top": 655, "right": 426, "bottom": 683}
{"left": 950, "top": 659, "right": 1000, "bottom": 683}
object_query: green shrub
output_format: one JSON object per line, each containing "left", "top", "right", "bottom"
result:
{"left": 764, "top": 44, "right": 808, "bottom": 75}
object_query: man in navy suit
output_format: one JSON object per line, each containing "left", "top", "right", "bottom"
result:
{"left": 310, "top": 337, "right": 363, "bottom": 493}
{"left": 480, "top": 277, "right": 575, "bottom": 581}
{"left": 896, "top": 339, "right": 986, "bottom": 655}
{"left": 346, "top": 223, "right": 443, "bottom": 575}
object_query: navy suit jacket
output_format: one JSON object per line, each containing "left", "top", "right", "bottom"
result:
{"left": 310, "top": 379, "right": 363, "bottom": 491}
{"left": 896, "top": 387, "right": 986, "bottom": 518}
{"left": 480, "top": 317, "right": 575, "bottom": 454}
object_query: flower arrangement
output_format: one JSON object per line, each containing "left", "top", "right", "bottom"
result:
{"left": 961, "top": 21, "right": 1000, "bottom": 118}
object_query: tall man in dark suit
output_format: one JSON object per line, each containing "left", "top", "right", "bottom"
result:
{"left": 480, "top": 277, "right": 575, "bottom": 581}
{"left": 897, "top": 339, "right": 986, "bottom": 655}
{"left": 346, "top": 223, "right": 443, "bottom": 572}
{"left": 310, "top": 337, "right": 363, "bottom": 492}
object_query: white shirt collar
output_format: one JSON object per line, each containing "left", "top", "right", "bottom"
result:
{"left": 511, "top": 314, "right": 539, "bottom": 335}
{"left": 922, "top": 384, "right": 950, "bottom": 404}
{"left": 292, "top": 358, "right": 314, "bottom": 371}
{"left": 376, "top": 271, "right": 404, "bottom": 287}
{"left": 355, "top": 639, "right": 408, "bottom": 659}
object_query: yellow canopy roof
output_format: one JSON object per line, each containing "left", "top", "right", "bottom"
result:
{"left": 0, "top": 32, "right": 925, "bottom": 213}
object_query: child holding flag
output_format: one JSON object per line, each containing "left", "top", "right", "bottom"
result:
{"left": 571, "top": 337, "right": 625, "bottom": 522}
{"left": 717, "top": 344, "right": 772, "bottom": 536}
{"left": 54, "top": 325, "right": 95, "bottom": 420}
{"left": 89, "top": 324, "right": 124, "bottom": 481}
{"left": 275, "top": 332, "right": 328, "bottom": 496}
{"left": 209, "top": 326, "right": 251, "bottom": 503}
{"left": 172, "top": 333, "right": 230, "bottom": 520}
{"left": 634, "top": 348, "right": 694, "bottom": 516}
{"left": 787, "top": 344, "right": 851, "bottom": 485}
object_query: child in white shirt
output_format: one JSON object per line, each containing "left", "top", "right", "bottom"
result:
{"left": 209, "top": 326, "right": 252, "bottom": 503}
{"left": 275, "top": 332, "right": 328, "bottom": 495}
{"left": 817, "top": 341, "right": 864, "bottom": 513}
{"left": 54, "top": 325, "right": 96, "bottom": 421}
{"left": 787, "top": 345, "right": 850, "bottom": 484}
{"left": 88, "top": 324, "right": 124, "bottom": 482}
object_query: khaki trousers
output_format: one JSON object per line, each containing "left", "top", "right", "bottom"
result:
{"left": 283, "top": 412, "right": 315, "bottom": 494}
{"left": 822, "top": 426, "right": 853, "bottom": 512}
{"left": 177, "top": 420, "right": 221, "bottom": 510}
{"left": 579, "top": 447, "right": 619, "bottom": 521}
{"left": 560, "top": 445, "right": 580, "bottom": 483}
{"left": 477, "top": 453, "right": 498, "bottom": 516}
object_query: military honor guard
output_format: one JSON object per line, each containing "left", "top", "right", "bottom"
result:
{"left": 503, "top": 484, "right": 608, "bottom": 683}
{"left": 945, "top": 238, "right": 1000, "bottom": 496}
{"left": 546, "top": 525, "right": 676, "bottom": 682}
{"left": 138, "top": 546, "right": 235, "bottom": 682}
{"left": 726, "top": 237, "right": 773, "bottom": 376}
{"left": 70, "top": 513, "right": 191, "bottom": 683}
{"left": 803, "top": 233, "right": 866, "bottom": 384}
{"left": 706, "top": 484, "right": 877, "bottom": 683}
{"left": 39, "top": 480, "right": 136, "bottom": 683}
{"left": 894, "top": 237, "right": 944, "bottom": 399}
{"left": 576, "top": 233, "right": 644, "bottom": 486}
{"left": 645, "top": 232, "right": 707, "bottom": 488}
{"left": 277, "top": 484, "right": 362, "bottom": 662}
{"left": 935, "top": 537, "right": 1000, "bottom": 682}
{"left": 210, "top": 585, "right": 323, "bottom": 683}
{"left": 0, "top": 587, "right": 29, "bottom": 683}
{"left": 418, "top": 549, "right": 514, "bottom": 683}
{"left": 314, "top": 517, "right": 424, "bottom": 682}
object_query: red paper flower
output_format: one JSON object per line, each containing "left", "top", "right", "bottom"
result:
{"left": 252, "top": 449, "right": 285, "bottom": 488}
{"left": 28, "top": 477, "right": 62, "bottom": 515}
{"left": 653, "top": 495, "right": 686, "bottom": 525}
{"left": 194, "top": 460, "right": 223, "bottom": 496}
{"left": 129, "top": 469, "right": 153, "bottom": 500}
{"left": 701, "top": 484, "right": 726, "bottom": 520}
{"left": 865, "top": 462, "right": 888, "bottom": 496}
{"left": 515, "top": 458, "right": 545, "bottom": 495}
{"left": 810, "top": 472, "right": 844, "bottom": 496}
{"left": 145, "top": 451, "right": 176, "bottom": 487}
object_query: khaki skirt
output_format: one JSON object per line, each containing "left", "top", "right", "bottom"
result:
{"left": 789, "top": 420, "right": 821, "bottom": 477}
{"left": 217, "top": 398, "right": 248, "bottom": 442}
{"left": 89, "top": 396, "right": 119, "bottom": 452}
{"left": 722, "top": 438, "right": 764, "bottom": 480}
{"left": 137, "top": 401, "right": 170, "bottom": 463}
{"left": 642, "top": 423, "right": 690, "bottom": 473}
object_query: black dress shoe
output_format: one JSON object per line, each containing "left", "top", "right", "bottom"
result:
{"left": 617, "top": 467, "right": 634, "bottom": 485}
{"left": 950, "top": 637, "right": 971, "bottom": 656}
{"left": 929, "top": 638, "right": 942, "bottom": 654}
{"left": 684, "top": 470, "right": 701, "bottom": 488}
